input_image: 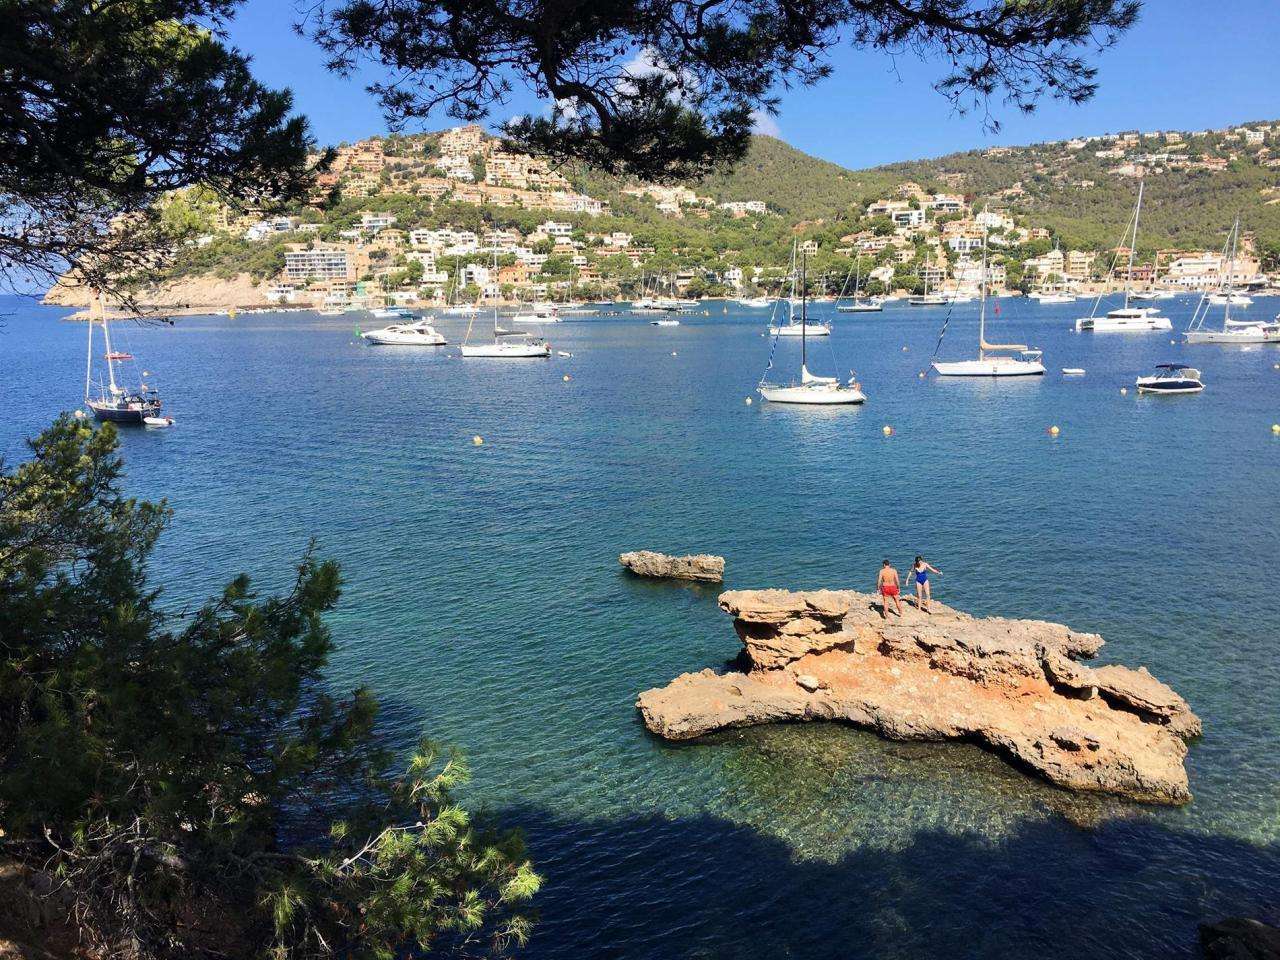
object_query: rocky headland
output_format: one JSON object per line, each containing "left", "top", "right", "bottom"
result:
{"left": 636, "top": 589, "right": 1200, "bottom": 804}
{"left": 619, "top": 550, "right": 725, "bottom": 583}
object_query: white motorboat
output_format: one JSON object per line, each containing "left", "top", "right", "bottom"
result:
{"left": 83, "top": 292, "right": 166, "bottom": 424}
{"left": 736, "top": 297, "right": 773, "bottom": 309}
{"left": 1062, "top": 368, "right": 1086, "bottom": 376}
{"left": 1135, "top": 363, "right": 1204, "bottom": 394}
{"left": 1076, "top": 181, "right": 1172, "bottom": 332}
{"left": 933, "top": 232, "right": 1045, "bottom": 378}
{"left": 1031, "top": 291, "right": 1075, "bottom": 304}
{"left": 1184, "top": 218, "right": 1276, "bottom": 343}
{"left": 758, "top": 247, "right": 866, "bottom": 405}
{"left": 1207, "top": 292, "right": 1252, "bottom": 307}
{"left": 361, "top": 319, "right": 447, "bottom": 345}
{"left": 442, "top": 304, "right": 481, "bottom": 316}
{"left": 650, "top": 318, "right": 681, "bottom": 326}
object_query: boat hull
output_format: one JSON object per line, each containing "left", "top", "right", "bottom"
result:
{"left": 88, "top": 401, "right": 157, "bottom": 423}
{"left": 758, "top": 384, "right": 866, "bottom": 404}
{"left": 460, "top": 343, "right": 550, "bottom": 358}
{"left": 932, "top": 359, "right": 1046, "bottom": 377}
{"left": 769, "top": 324, "right": 831, "bottom": 337}
{"left": 361, "top": 332, "right": 446, "bottom": 345}
{"left": 1136, "top": 380, "right": 1203, "bottom": 394}
{"left": 836, "top": 303, "right": 882, "bottom": 313}
{"left": 1184, "top": 327, "right": 1280, "bottom": 344}
{"left": 1076, "top": 316, "right": 1173, "bottom": 332}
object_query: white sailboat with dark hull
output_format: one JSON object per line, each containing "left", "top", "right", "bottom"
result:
{"left": 758, "top": 253, "right": 866, "bottom": 405}
{"left": 933, "top": 234, "right": 1045, "bottom": 377}
{"left": 1076, "top": 181, "right": 1172, "bottom": 332}
{"left": 1185, "top": 216, "right": 1280, "bottom": 344}
{"left": 83, "top": 293, "right": 167, "bottom": 424}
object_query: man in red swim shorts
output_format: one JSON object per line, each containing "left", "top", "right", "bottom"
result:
{"left": 876, "top": 559, "right": 903, "bottom": 618}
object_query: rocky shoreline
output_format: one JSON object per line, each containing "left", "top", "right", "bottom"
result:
{"left": 637, "top": 589, "right": 1200, "bottom": 804}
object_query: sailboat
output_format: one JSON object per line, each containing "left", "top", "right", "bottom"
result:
{"left": 460, "top": 252, "right": 550, "bottom": 358}
{"left": 1075, "top": 181, "right": 1172, "bottom": 332}
{"left": 909, "top": 257, "right": 947, "bottom": 306}
{"left": 83, "top": 292, "right": 168, "bottom": 424}
{"left": 1185, "top": 217, "right": 1280, "bottom": 344}
{"left": 768, "top": 244, "right": 830, "bottom": 336}
{"left": 836, "top": 256, "right": 882, "bottom": 312}
{"left": 758, "top": 253, "right": 866, "bottom": 405}
{"left": 933, "top": 233, "right": 1045, "bottom": 377}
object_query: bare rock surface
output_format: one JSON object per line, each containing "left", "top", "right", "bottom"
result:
{"left": 637, "top": 589, "right": 1200, "bottom": 804}
{"left": 1200, "top": 918, "right": 1280, "bottom": 960}
{"left": 619, "top": 550, "right": 725, "bottom": 583}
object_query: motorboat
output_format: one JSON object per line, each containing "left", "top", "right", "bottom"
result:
{"left": 1031, "top": 291, "right": 1075, "bottom": 304}
{"left": 1062, "top": 368, "right": 1086, "bottom": 376}
{"left": 737, "top": 297, "right": 773, "bottom": 309}
{"left": 758, "top": 246, "right": 866, "bottom": 405}
{"left": 1135, "top": 364, "right": 1204, "bottom": 394}
{"left": 1207, "top": 292, "right": 1252, "bottom": 307}
{"left": 83, "top": 293, "right": 165, "bottom": 424}
{"left": 933, "top": 231, "right": 1045, "bottom": 378}
{"left": 650, "top": 318, "right": 681, "bottom": 326}
{"left": 1076, "top": 181, "right": 1172, "bottom": 332}
{"left": 442, "top": 304, "right": 481, "bottom": 316}
{"left": 361, "top": 319, "right": 447, "bottom": 345}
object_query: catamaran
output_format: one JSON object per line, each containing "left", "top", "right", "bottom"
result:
{"left": 1076, "top": 181, "right": 1172, "bottom": 332}
{"left": 1185, "top": 217, "right": 1280, "bottom": 344}
{"left": 758, "top": 253, "right": 865, "bottom": 405}
{"left": 932, "top": 234, "right": 1045, "bottom": 377}
{"left": 83, "top": 292, "right": 167, "bottom": 423}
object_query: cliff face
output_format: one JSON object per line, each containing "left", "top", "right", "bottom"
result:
{"left": 43, "top": 272, "right": 274, "bottom": 312}
{"left": 636, "top": 590, "right": 1200, "bottom": 805}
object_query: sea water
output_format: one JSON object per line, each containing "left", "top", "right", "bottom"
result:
{"left": 3, "top": 293, "right": 1279, "bottom": 958}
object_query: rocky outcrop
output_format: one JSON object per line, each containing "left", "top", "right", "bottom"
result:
{"left": 636, "top": 589, "right": 1200, "bottom": 804}
{"left": 1200, "top": 918, "right": 1280, "bottom": 960}
{"left": 619, "top": 551, "right": 725, "bottom": 583}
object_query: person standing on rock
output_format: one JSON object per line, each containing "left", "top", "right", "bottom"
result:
{"left": 911, "top": 556, "right": 942, "bottom": 613}
{"left": 877, "top": 560, "right": 903, "bottom": 618}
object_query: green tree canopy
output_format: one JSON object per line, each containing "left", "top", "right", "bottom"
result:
{"left": 0, "top": 417, "right": 539, "bottom": 959}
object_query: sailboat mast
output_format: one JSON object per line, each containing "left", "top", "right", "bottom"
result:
{"left": 101, "top": 310, "right": 119, "bottom": 394}
{"left": 1125, "top": 180, "right": 1144, "bottom": 309}
{"left": 978, "top": 233, "right": 989, "bottom": 360}
{"left": 1224, "top": 216, "right": 1240, "bottom": 325}
{"left": 800, "top": 253, "right": 807, "bottom": 371}
{"left": 84, "top": 292, "right": 96, "bottom": 403}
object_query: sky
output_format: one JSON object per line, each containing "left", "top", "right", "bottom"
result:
{"left": 226, "top": 0, "right": 1280, "bottom": 170}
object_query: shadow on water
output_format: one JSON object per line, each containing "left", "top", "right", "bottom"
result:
{"left": 506, "top": 806, "right": 1280, "bottom": 960}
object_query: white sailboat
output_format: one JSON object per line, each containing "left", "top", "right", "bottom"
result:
{"left": 1076, "top": 181, "right": 1172, "bottom": 332}
{"left": 1185, "top": 217, "right": 1280, "bottom": 344}
{"left": 836, "top": 256, "right": 882, "bottom": 312}
{"left": 758, "top": 252, "right": 866, "bottom": 405}
{"left": 933, "top": 234, "right": 1045, "bottom": 377}
{"left": 768, "top": 244, "right": 830, "bottom": 336}
{"left": 909, "top": 259, "right": 947, "bottom": 306}
{"left": 83, "top": 292, "right": 168, "bottom": 423}
{"left": 460, "top": 253, "right": 551, "bottom": 358}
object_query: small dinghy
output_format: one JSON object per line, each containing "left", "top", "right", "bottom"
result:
{"left": 1062, "top": 368, "right": 1086, "bottom": 376}
{"left": 557, "top": 351, "right": 573, "bottom": 358}
{"left": 143, "top": 416, "right": 175, "bottom": 428}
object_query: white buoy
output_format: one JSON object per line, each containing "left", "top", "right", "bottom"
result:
{"left": 882, "top": 425, "right": 894, "bottom": 437}
{"left": 918, "top": 371, "right": 926, "bottom": 379}
{"left": 1120, "top": 387, "right": 1128, "bottom": 396}
{"left": 901, "top": 346, "right": 909, "bottom": 352}
{"left": 1048, "top": 425, "right": 1061, "bottom": 437}
{"left": 671, "top": 351, "right": 678, "bottom": 357}
{"left": 562, "top": 374, "right": 571, "bottom": 382}
{"left": 745, "top": 397, "right": 753, "bottom": 405}
{"left": 1273, "top": 424, "right": 1280, "bottom": 435}
{"left": 472, "top": 435, "right": 484, "bottom": 446}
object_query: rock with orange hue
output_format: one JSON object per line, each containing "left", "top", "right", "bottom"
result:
{"left": 636, "top": 589, "right": 1200, "bottom": 805}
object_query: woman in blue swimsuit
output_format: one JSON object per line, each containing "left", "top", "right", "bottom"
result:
{"left": 911, "top": 556, "right": 942, "bottom": 613}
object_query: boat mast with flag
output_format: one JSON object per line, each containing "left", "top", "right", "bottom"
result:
{"left": 758, "top": 252, "right": 866, "bottom": 405}
{"left": 83, "top": 291, "right": 166, "bottom": 424}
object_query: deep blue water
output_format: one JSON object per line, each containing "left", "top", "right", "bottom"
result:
{"left": 3, "top": 292, "right": 1280, "bottom": 957}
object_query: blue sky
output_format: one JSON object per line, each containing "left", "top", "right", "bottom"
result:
{"left": 226, "top": 0, "right": 1280, "bottom": 169}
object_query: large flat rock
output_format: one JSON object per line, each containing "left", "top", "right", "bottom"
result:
{"left": 620, "top": 550, "right": 725, "bottom": 583}
{"left": 637, "top": 589, "right": 1200, "bottom": 805}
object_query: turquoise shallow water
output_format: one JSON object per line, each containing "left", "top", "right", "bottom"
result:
{"left": 3, "top": 292, "right": 1280, "bottom": 957}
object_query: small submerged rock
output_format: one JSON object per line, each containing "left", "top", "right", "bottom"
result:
{"left": 619, "top": 550, "right": 725, "bottom": 583}
{"left": 1200, "top": 918, "right": 1280, "bottom": 960}
{"left": 636, "top": 588, "right": 1201, "bottom": 805}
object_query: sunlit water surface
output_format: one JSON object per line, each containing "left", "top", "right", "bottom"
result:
{"left": 3, "top": 293, "right": 1279, "bottom": 957}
